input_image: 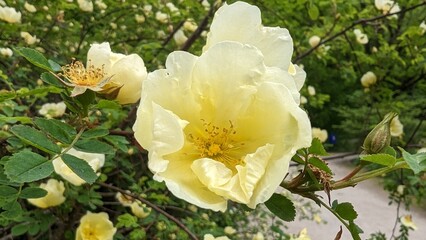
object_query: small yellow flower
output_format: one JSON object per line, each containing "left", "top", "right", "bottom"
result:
{"left": 130, "top": 200, "right": 151, "bottom": 218}
{"left": 312, "top": 127, "right": 328, "bottom": 143}
{"left": 400, "top": 215, "right": 417, "bottom": 230}
{"left": 360, "top": 71, "right": 377, "bottom": 88}
{"left": 115, "top": 191, "right": 134, "bottom": 207}
{"left": 0, "top": 6, "right": 21, "bottom": 23}
{"left": 309, "top": 36, "right": 321, "bottom": 48}
{"left": 224, "top": 226, "right": 236, "bottom": 235}
{"left": 203, "top": 234, "right": 230, "bottom": 240}
{"left": 27, "top": 179, "right": 66, "bottom": 208}
{"left": 59, "top": 60, "right": 112, "bottom": 97}
{"left": 390, "top": 116, "right": 403, "bottom": 137}
{"left": 76, "top": 212, "right": 116, "bottom": 240}
{"left": 38, "top": 102, "right": 66, "bottom": 119}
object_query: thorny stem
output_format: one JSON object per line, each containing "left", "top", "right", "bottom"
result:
{"left": 304, "top": 194, "right": 350, "bottom": 231}
{"left": 390, "top": 198, "right": 402, "bottom": 239}
{"left": 283, "top": 161, "right": 407, "bottom": 193}
{"left": 97, "top": 182, "right": 198, "bottom": 240}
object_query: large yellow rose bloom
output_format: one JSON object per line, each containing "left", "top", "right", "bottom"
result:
{"left": 133, "top": 1, "right": 311, "bottom": 212}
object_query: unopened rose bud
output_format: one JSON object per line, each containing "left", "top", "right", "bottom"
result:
{"left": 363, "top": 112, "right": 397, "bottom": 154}
{"left": 309, "top": 35, "right": 321, "bottom": 48}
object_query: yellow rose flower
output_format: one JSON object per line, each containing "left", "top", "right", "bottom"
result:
{"left": 203, "top": 234, "right": 230, "bottom": 240}
{"left": 400, "top": 215, "right": 417, "bottom": 230}
{"left": 312, "top": 127, "right": 328, "bottom": 143}
{"left": 130, "top": 200, "right": 151, "bottom": 218}
{"left": 52, "top": 148, "right": 105, "bottom": 186}
{"left": 27, "top": 179, "right": 66, "bottom": 208}
{"left": 86, "top": 42, "right": 147, "bottom": 104}
{"left": 115, "top": 191, "right": 134, "bottom": 207}
{"left": 390, "top": 116, "right": 403, "bottom": 137}
{"left": 77, "top": 0, "right": 93, "bottom": 12}
{"left": 134, "top": 14, "right": 311, "bottom": 212}
{"left": 0, "top": 6, "right": 21, "bottom": 23}
{"left": 360, "top": 71, "right": 377, "bottom": 88}
{"left": 76, "top": 212, "right": 116, "bottom": 240}
{"left": 309, "top": 36, "right": 321, "bottom": 48}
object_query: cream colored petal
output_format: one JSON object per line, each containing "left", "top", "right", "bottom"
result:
{"left": 238, "top": 144, "right": 274, "bottom": 202}
{"left": 191, "top": 144, "right": 273, "bottom": 204}
{"left": 251, "top": 26, "right": 293, "bottom": 70}
{"left": 292, "top": 64, "right": 306, "bottom": 91}
{"left": 109, "top": 53, "right": 147, "bottom": 104}
{"left": 234, "top": 82, "right": 311, "bottom": 208}
{"left": 70, "top": 86, "right": 87, "bottom": 97}
{"left": 87, "top": 42, "right": 113, "bottom": 70}
{"left": 159, "top": 155, "right": 228, "bottom": 211}
{"left": 204, "top": 2, "right": 293, "bottom": 70}
{"left": 261, "top": 67, "right": 300, "bottom": 104}
{"left": 204, "top": 2, "right": 261, "bottom": 51}
{"left": 150, "top": 103, "right": 188, "bottom": 158}
{"left": 193, "top": 41, "right": 263, "bottom": 122}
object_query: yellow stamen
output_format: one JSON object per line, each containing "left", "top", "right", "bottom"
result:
{"left": 61, "top": 60, "right": 105, "bottom": 87}
{"left": 190, "top": 120, "right": 244, "bottom": 171}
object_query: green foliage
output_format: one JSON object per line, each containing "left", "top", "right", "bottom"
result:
{"left": 14, "top": 47, "right": 54, "bottom": 72}
{"left": 264, "top": 193, "right": 296, "bottom": 222}
{"left": 4, "top": 151, "right": 53, "bottom": 183}
{"left": 361, "top": 154, "right": 397, "bottom": 166}
{"left": 61, "top": 154, "right": 98, "bottom": 184}
{"left": 0, "top": 0, "right": 425, "bottom": 239}
{"left": 10, "top": 125, "right": 61, "bottom": 154}
{"left": 400, "top": 148, "right": 426, "bottom": 174}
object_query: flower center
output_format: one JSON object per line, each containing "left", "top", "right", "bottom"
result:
{"left": 190, "top": 120, "right": 244, "bottom": 171}
{"left": 82, "top": 227, "right": 99, "bottom": 240}
{"left": 61, "top": 60, "right": 105, "bottom": 87}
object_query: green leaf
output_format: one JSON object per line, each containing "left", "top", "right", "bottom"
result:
{"left": 96, "top": 99, "right": 121, "bottom": 110}
{"left": 0, "top": 91, "right": 16, "bottom": 102}
{"left": 0, "top": 186, "right": 18, "bottom": 198}
{"left": 1, "top": 200, "right": 23, "bottom": 219}
{"left": 48, "top": 60, "right": 61, "bottom": 72}
{"left": 308, "top": 4, "right": 319, "bottom": 20}
{"left": 0, "top": 116, "right": 32, "bottom": 124}
{"left": 40, "top": 72, "right": 63, "bottom": 87}
{"left": 11, "top": 223, "right": 29, "bottom": 236}
{"left": 104, "top": 135, "right": 129, "bottom": 152}
{"left": 74, "top": 139, "right": 115, "bottom": 154}
{"left": 116, "top": 213, "right": 139, "bottom": 228}
{"left": 334, "top": 202, "right": 358, "bottom": 221}
{"left": 360, "top": 154, "right": 397, "bottom": 166}
{"left": 4, "top": 151, "right": 53, "bottom": 183}
{"left": 10, "top": 125, "right": 61, "bottom": 154}
{"left": 348, "top": 221, "right": 362, "bottom": 240}
{"left": 82, "top": 128, "right": 109, "bottom": 139}
{"left": 75, "top": 90, "right": 95, "bottom": 114}
{"left": 400, "top": 148, "right": 426, "bottom": 174}
{"left": 308, "top": 157, "right": 332, "bottom": 174}
{"left": 308, "top": 138, "right": 329, "bottom": 156}
{"left": 17, "top": 86, "right": 62, "bottom": 98}
{"left": 14, "top": 47, "right": 53, "bottom": 71}
{"left": 383, "top": 146, "right": 397, "bottom": 157}
{"left": 34, "top": 118, "right": 76, "bottom": 144}
{"left": 19, "top": 187, "right": 48, "bottom": 199}
{"left": 61, "top": 154, "right": 98, "bottom": 184}
{"left": 264, "top": 193, "right": 295, "bottom": 222}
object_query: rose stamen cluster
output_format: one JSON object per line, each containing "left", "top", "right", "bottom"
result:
{"left": 61, "top": 60, "right": 106, "bottom": 87}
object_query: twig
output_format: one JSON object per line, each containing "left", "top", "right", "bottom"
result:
{"left": 294, "top": 1, "right": 426, "bottom": 62}
{"left": 180, "top": 2, "right": 216, "bottom": 51}
{"left": 97, "top": 182, "right": 198, "bottom": 240}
